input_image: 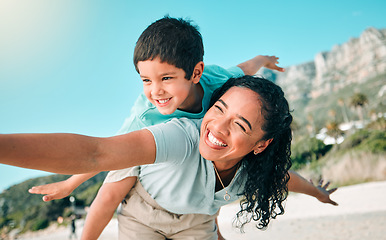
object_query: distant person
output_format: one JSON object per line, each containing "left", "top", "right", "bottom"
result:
{"left": 69, "top": 215, "right": 77, "bottom": 240}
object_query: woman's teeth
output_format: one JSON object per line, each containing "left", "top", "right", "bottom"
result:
{"left": 208, "top": 131, "right": 227, "bottom": 147}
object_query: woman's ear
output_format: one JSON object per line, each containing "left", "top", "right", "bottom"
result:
{"left": 191, "top": 61, "right": 204, "bottom": 84}
{"left": 253, "top": 138, "right": 273, "bottom": 155}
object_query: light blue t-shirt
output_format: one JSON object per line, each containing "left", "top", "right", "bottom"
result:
{"left": 104, "top": 65, "right": 244, "bottom": 183}
{"left": 144, "top": 118, "right": 245, "bottom": 215}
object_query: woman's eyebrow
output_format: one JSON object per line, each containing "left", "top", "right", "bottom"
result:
{"left": 238, "top": 115, "right": 252, "bottom": 130}
{"left": 218, "top": 99, "right": 252, "bottom": 130}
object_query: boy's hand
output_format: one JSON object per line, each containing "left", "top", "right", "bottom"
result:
{"left": 29, "top": 180, "right": 74, "bottom": 202}
{"left": 261, "top": 55, "right": 285, "bottom": 72}
{"left": 310, "top": 179, "right": 338, "bottom": 206}
{"left": 237, "top": 55, "right": 285, "bottom": 75}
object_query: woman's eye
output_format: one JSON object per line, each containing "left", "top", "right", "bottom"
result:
{"left": 236, "top": 122, "right": 246, "bottom": 132}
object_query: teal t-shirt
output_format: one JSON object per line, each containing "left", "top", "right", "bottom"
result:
{"left": 144, "top": 118, "right": 245, "bottom": 215}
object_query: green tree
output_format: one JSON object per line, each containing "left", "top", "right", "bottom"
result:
{"left": 291, "top": 137, "right": 331, "bottom": 169}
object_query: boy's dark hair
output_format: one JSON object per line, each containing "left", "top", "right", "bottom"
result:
{"left": 133, "top": 16, "right": 204, "bottom": 79}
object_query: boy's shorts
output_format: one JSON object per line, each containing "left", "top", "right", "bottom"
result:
{"left": 117, "top": 181, "right": 218, "bottom": 240}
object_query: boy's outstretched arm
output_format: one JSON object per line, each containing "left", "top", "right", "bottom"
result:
{"left": 81, "top": 177, "right": 136, "bottom": 240}
{"left": 288, "top": 170, "right": 338, "bottom": 206}
{"left": 0, "top": 130, "right": 155, "bottom": 174}
{"left": 29, "top": 173, "right": 98, "bottom": 201}
{"left": 237, "top": 55, "right": 285, "bottom": 75}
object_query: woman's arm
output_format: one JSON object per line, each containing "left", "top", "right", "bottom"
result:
{"left": 0, "top": 129, "right": 156, "bottom": 174}
{"left": 288, "top": 170, "right": 338, "bottom": 205}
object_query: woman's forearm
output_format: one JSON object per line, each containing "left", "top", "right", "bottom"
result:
{"left": 288, "top": 170, "right": 319, "bottom": 197}
{"left": 0, "top": 133, "right": 99, "bottom": 174}
{"left": 0, "top": 130, "right": 156, "bottom": 174}
{"left": 287, "top": 170, "right": 338, "bottom": 205}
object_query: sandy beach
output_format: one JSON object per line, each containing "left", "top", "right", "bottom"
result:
{"left": 17, "top": 181, "right": 386, "bottom": 240}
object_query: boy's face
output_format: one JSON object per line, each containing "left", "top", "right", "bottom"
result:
{"left": 137, "top": 57, "right": 201, "bottom": 115}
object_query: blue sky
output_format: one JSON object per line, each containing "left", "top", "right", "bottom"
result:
{"left": 1, "top": 0, "right": 385, "bottom": 192}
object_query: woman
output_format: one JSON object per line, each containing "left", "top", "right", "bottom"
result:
{"left": 0, "top": 76, "right": 335, "bottom": 239}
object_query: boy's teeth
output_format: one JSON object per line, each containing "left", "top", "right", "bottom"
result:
{"left": 208, "top": 132, "right": 227, "bottom": 147}
{"left": 158, "top": 99, "right": 170, "bottom": 104}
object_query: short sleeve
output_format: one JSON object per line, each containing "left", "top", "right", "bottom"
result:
{"left": 145, "top": 118, "right": 200, "bottom": 165}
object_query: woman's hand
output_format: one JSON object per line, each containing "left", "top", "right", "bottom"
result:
{"left": 310, "top": 178, "right": 338, "bottom": 206}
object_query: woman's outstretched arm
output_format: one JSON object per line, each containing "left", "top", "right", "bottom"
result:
{"left": 0, "top": 129, "right": 156, "bottom": 174}
{"left": 288, "top": 170, "right": 338, "bottom": 205}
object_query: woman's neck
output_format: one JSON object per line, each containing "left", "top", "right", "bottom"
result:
{"left": 213, "top": 161, "right": 241, "bottom": 191}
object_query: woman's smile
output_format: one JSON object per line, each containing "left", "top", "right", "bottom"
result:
{"left": 207, "top": 130, "right": 227, "bottom": 148}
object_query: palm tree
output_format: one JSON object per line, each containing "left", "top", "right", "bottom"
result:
{"left": 338, "top": 98, "right": 349, "bottom": 123}
{"left": 326, "top": 121, "right": 344, "bottom": 147}
{"left": 349, "top": 92, "right": 368, "bottom": 124}
{"left": 307, "top": 114, "right": 315, "bottom": 135}
{"left": 328, "top": 109, "right": 337, "bottom": 122}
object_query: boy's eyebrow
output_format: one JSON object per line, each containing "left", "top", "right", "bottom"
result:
{"left": 160, "top": 71, "right": 177, "bottom": 76}
{"left": 140, "top": 71, "right": 177, "bottom": 78}
{"left": 218, "top": 99, "right": 252, "bottom": 130}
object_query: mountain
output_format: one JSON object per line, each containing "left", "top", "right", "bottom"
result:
{"left": 259, "top": 27, "right": 386, "bottom": 129}
{"left": 0, "top": 173, "right": 107, "bottom": 233}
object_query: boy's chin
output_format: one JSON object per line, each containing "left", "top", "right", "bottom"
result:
{"left": 157, "top": 107, "right": 177, "bottom": 115}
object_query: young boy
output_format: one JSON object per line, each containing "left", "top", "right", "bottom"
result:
{"left": 28, "top": 16, "right": 286, "bottom": 239}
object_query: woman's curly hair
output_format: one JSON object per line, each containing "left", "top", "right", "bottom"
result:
{"left": 210, "top": 75, "right": 293, "bottom": 230}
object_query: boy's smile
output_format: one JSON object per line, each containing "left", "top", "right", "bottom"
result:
{"left": 137, "top": 57, "right": 203, "bottom": 115}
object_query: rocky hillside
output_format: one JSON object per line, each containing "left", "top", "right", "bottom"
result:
{"left": 260, "top": 27, "right": 386, "bottom": 128}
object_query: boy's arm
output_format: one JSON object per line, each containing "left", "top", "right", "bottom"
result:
{"left": 81, "top": 177, "right": 136, "bottom": 240}
{"left": 29, "top": 172, "right": 98, "bottom": 201}
{"left": 237, "top": 55, "right": 285, "bottom": 75}
{"left": 288, "top": 170, "right": 338, "bottom": 205}
{"left": 0, "top": 130, "right": 156, "bottom": 174}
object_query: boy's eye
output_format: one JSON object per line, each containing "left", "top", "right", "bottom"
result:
{"left": 214, "top": 105, "right": 223, "bottom": 113}
{"left": 162, "top": 76, "right": 172, "bottom": 81}
{"left": 142, "top": 78, "right": 151, "bottom": 83}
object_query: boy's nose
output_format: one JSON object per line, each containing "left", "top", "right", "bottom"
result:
{"left": 151, "top": 83, "right": 165, "bottom": 96}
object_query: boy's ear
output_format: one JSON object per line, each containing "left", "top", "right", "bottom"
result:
{"left": 253, "top": 138, "right": 273, "bottom": 155}
{"left": 191, "top": 61, "right": 204, "bottom": 84}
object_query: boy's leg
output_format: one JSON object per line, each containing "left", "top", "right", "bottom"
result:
{"left": 166, "top": 211, "right": 219, "bottom": 240}
{"left": 81, "top": 176, "right": 137, "bottom": 240}
{"left": 117, "top": 183, "right": 166, "bottom": 240}
{"left": 117, "top": 181, "right": 218, "bottom": 240}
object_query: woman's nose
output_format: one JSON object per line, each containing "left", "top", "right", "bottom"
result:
{"left": 212, "top": 117, "right": 230, "bottom": 136}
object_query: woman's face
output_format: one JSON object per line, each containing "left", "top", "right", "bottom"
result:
{"left": 199, "top": 87, "right": 271, "bottom": 168}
